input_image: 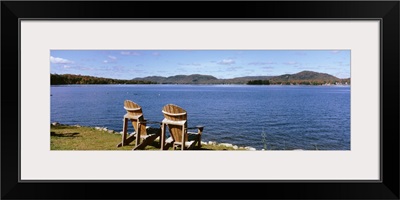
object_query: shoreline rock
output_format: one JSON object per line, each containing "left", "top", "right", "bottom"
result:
{"left": 245, "top": 146, "right": 256, "bottom": 151}
{"left": 219, "top": 143, "right": 233, "bottom": 148}
{"left": 204, "top": 140, "right": 256, "bottom": 150}
{"left": 51, "top": 122, "right": 61, "bottom": 126}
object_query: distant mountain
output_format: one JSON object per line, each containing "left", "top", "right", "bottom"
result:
{"left": 132, "top": 71, "right": 349, "bottom": 85}
{"left": 133, "top": 75, "right": 273, "bottom": 84}
{"left": 132, "top": 76, "right": 166, "bottom": 83}
{"left": 223, "top": 76, "right": 273, "bottom": 84}
{"left": 270, "top": 71, "right": 340, "bottom": 82}
{"left": 133, "top": 74, "right": 218, "bottom": 84}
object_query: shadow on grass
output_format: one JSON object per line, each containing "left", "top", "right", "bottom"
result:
{"left": 147, "top": 141, "right": 213, "bottom": 150}
{"left": 51, "top": 132, "right": 80, "bottom": 137}
{"left": 50, "top": 126, "right": 78, "bottom": 130}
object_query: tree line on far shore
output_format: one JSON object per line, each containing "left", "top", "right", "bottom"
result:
{"left": 50, "top": 74, "right": 156, "bottom": 85}
{"left": 247, "top": 79, "right": 350, "bottom": 85}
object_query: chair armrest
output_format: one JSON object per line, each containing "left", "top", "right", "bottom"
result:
{"left": 124, "top": 107, "right": 141, "bottom": 111}
{"left": 188, "top": 125, "right": 204, "bottom": 134}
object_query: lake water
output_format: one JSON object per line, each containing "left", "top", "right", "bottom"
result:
{"left": 51, "top": 85, "right": 350, "bottom": 150}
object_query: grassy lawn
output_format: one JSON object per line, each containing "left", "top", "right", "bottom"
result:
{"left": 50, "top": 125, "right": 240, "bottom": 150}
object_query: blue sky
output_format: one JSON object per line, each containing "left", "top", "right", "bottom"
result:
{"left": 50, "top": 50, "right": 350, "bottom": 79}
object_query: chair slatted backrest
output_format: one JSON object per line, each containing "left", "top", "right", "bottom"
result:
{"left": 124, "top": 100, "right": 147, "bottom": 135}
{"left": 162, "top": 104, "right": 188, "bottom": 143}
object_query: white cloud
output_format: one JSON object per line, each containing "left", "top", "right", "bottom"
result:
{"left": 227, "top": 66, "right": 242, "bottom": 71}
{"left": 335, "top": 61, "right": 350, "bottom": 66}
{"left": 63, "top": 65, "right": 71, "bottom": 69}
{"left": 120, "top": 51, "right": 141, "bottom": 56}
{"left": 179, "top": 63, "right": 201, "bottom": 66}
{"left": 283, "top": 61, "right": 298, "bottom": 65}
{"left": 262, "top": 66, "right": 274, "bottom": 69}
{"left": 152, "top": 52, "right": 160, "bottom": 56}
{"left": 217, "top": 59, "right": 235, "bottom": 65}
{"left": 248, "top": 61, "right": 276, "bottom": 65}
{"left": 330, "top": 50, "right": 341, "bottom": 54}
{"left": 50, "top": 56, "right": 73, "bottom": 64}
{"left": 103, "top": 56, "right": 117, "bottom": 64}
{"left": 80, "top": 67, "right": 94, "bottom": 71}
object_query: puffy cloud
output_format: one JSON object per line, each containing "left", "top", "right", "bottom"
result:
{"left": 217, "top": 59, "right": 235, "bottom": 65}
{"left": 108, "top": 55, "right": 117, "bottom": 60}
{"left": 50, "top": 56, "right": 73, "bottom": 64}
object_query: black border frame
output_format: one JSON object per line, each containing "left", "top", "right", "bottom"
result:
{"left": 2, "top": 1, "right": 399, "bottom": 199}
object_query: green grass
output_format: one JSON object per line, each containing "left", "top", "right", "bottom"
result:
{"left": 50, "top": 125, "right": 239, "bottom": 151}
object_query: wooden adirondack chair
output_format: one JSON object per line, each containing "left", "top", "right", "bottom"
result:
{"left": 160, "top": 104, "right": 204, "bottom": 150}
{"left": 117, "top": 100, "right": 161, "bottom": 150}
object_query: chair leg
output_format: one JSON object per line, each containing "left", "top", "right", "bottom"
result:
{"left": 117, "top": 118, "right": 129, "bottom": 147}
{"left": 122, "top": 118, "right": 128, "bottom": 146}
{"left": 198, "top": 135, "right": 202, "bottom": 149}
{"left": 181, "top": 126, "right": 185, "bottom": 151}
{"left": 135, "top": 121, "right": 141, "bottom": 148}
{"left": 160, "top": 123, "right": 166, "bottom": 150}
